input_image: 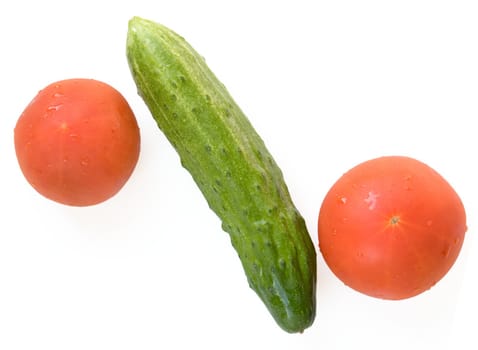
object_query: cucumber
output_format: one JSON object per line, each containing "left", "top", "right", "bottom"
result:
{"left": 126, "top": 16, "right": 316, "bottom": 333}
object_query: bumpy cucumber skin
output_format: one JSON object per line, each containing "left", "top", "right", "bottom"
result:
{"left": 127, "top": 17, "right": 316, "bottom": 333}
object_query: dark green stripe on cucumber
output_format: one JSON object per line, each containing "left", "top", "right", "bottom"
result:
{"left": 126, "top": 16, "right": 316, "bottom": 333}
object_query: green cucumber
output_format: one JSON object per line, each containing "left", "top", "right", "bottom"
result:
{"left": 126, "top": 16, "right": 316, "bottom": 333}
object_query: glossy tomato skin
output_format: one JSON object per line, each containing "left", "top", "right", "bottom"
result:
{"left": 14, "top": 79, "right": 140, "bottom": 206}
{"left": 318, "top": 156, "right": 467, "bottom": 300}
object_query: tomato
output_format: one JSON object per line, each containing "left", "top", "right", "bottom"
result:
{"left": 14, "top": 78, "right": 140, "bottom": 206}
{"left": 318, "top": 156, "right": 467, "bottom": 300}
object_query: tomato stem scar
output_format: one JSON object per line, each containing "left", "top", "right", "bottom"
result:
{"left": 390, "top": 216, "right": 400, "bottom": 225}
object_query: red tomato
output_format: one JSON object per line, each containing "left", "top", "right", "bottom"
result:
{"left": 14, "top": 78, "right": 140, "bottom": 206}
{"left": 318, "top": 156, "right": 467, "bottom": 300}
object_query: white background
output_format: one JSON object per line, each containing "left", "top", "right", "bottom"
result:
{"left": 1, "top": 1, "right": 476, "bottom": 349}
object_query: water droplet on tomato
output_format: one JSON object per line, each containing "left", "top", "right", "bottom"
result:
{"left": 47, "top": 104, "right": 62, "bottom": 111}
{"left": 364, "top": 191, "right": 379, "bottom": 210}
{"left": 426, "top": 220, "right": 433, "bottom": 226}
{"left": 441, "top": 246, "right": 451, "bottom": 258}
